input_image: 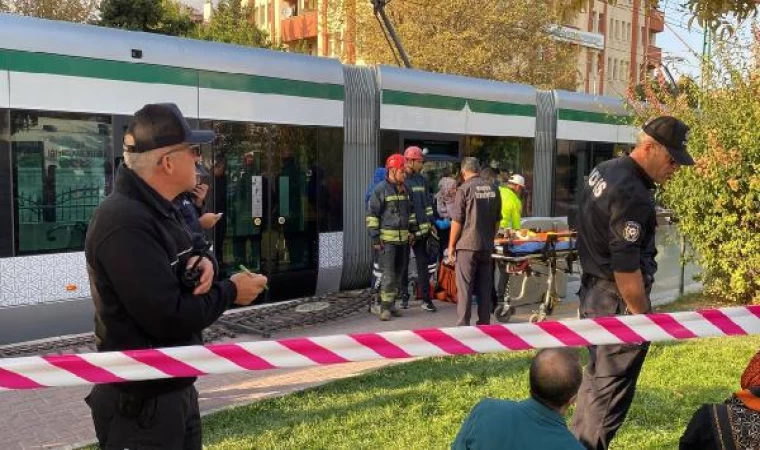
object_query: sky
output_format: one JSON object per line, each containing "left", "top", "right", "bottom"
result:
{"left": 181, "top": 0, "right": 746, "bottom": 81}
{"left": 656, "top": 0, "right": 708, "bottom": 79}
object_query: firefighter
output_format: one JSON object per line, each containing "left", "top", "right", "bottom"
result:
{"left": 401, "top": 146, "right": 437, "bottom": 312}
{"left": 366, "top": 154, "right": 419, "bottom": 321}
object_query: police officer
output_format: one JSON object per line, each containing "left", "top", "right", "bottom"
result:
{"left": 367, "top": 154, "right": 419, "bottom": 321}
{"left": 401, "top": 146, "right": 437, "bottom": 312}
{"left": 84, "top": 103, "right": 268, "bottom": 450}
{"left": 571, "top": 116, "right": 694, "bottom": 450}
{"left": 447, "top": 157, "right": 502, "bottom": 326}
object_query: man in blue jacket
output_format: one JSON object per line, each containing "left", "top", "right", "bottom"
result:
{"left": 452, "top": 348, "right": 585, "bottom": 450}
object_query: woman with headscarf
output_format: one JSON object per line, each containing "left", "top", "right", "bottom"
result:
{"left": 680, "top": 350, "right": 760, "bottom": 449}
{"left": 434, "top": 176, "right": 457, "bottom": 261}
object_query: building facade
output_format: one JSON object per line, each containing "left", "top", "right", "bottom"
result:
{"left": 559, "top": 0, "right": 664, "bottom": 96}
{"left": 201, "top": 0, "right": 663, "bottom": 97}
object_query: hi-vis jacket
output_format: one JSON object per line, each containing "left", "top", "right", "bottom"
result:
{"left": 366, "top": 180, "right": 419, "bottom": 245}
{"left": 405, "top": 172, "right": 435, "bottom": 237}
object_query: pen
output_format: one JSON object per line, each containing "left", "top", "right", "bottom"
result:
{"left": 238, "top": 265, "right": 268, "bottom": 290}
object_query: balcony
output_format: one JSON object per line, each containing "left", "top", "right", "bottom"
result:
{"left": 280, "top": 11, "right": 318, "bottom": 42}
{"left": 649, "top": 9, "right": 664, "bottom": 33}
{"left": 647, "top": 45, "right": 662, "bottom": 68}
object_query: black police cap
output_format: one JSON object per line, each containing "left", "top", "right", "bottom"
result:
{"left": 124, "top": 103, "right": 215, "bottom": 153}
{"left": 642, "top": 116, "right": 695, "bottom": 166}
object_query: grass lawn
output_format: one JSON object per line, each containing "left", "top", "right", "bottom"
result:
{"left": 197, "top": 294, "right": 760, "bottom": 450}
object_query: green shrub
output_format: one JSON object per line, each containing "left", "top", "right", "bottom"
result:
{"left": 631, "top": 49, "right": 760, "bottom": 304}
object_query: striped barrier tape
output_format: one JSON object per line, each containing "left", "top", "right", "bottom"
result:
{"left": 1, "top": 305, "right": 759, "bottom": 391}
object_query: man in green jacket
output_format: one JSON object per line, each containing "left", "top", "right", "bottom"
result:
{"left": 499, "top": 173, "right": 524, "bottom": 231}
{"left": 495, "top": 174, "right": 525, "bottom": 306}
{"left": 452, "top": 348, "right": 585, "bottom": 450}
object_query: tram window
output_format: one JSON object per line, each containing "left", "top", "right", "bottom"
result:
{"left": 317, "top": 128, "right": 343, "bottom": 232}
{"left": 465, "top": 135, "right": 534, "bottom": 216}
{"left": 11, "top": 110, "right": 111, "bottom": 255}
{"left": 0, "top": 109, "right": 11, "bottom": 257}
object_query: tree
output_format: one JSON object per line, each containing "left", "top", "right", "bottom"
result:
{"left": 6, "top": 0, "right": 98, "bottom": 22}
{"left": 193, "top": 0, "right": 273, "bottom": 48}
{"left": 100, "top": 0, "right": 164, "bottom": 31}
{"left": 627, "top": 36, "right": 760, "bottom": 304}
{"left": 99, "top": 0, "right": 197, "bottom": 36}
{"left": 156, "top": 0, "right": 196, "bottom": 36}
{"left": 329, "top": 0, "right": 579, "bottom": 90}
{"left": 678, "top": 0, "right": 758, "bottom": 35}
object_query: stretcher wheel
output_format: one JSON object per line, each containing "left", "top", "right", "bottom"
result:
{"left": 529, "top": 311, "right": 547, "bottom": 323}
{"left": 494, "top": 304, "right": 515, "bottom": 323}
{"left": 545, "top": 293, "right": 556, "bottom": 314}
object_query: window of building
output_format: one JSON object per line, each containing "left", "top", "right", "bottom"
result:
{"left": 11, "top": 110, "right": 112, "bottom": 255}
{"left": 607, "top": 57, "right": 612, "bottom": 80}
{"left": 613, "top": 59, "right": 618, "bottom": 80}
{"left": 599, "top": 13, "right": 605, "bottom": 33}
{"left": 259, "top": 4, "right": 265, "bottom": 25}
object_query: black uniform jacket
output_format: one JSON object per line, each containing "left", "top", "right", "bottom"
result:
{"left": 577, "top": 156, "right": 658, "bottom": 283}
{"left": 85, "top": 167, "right": 237, "bottom": 395}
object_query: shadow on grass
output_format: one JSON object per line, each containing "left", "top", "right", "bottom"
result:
{"left": 201, "top": 335, "right": 760, "bottom": 450}
{"left": 202, "top": 352, "right": 535, "bottom": 447}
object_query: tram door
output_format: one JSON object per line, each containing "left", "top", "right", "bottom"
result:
{"left": 213, "top": 123, "right": 318, "bottom": 302}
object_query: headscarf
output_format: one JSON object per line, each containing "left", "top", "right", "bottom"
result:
{"left": 436, "top": 177, "right": 457, "bottom": 219}
{"left": 741, "top": 350, "right": 760, "bottom": 389}
{"left": 736, "top": 350, "right": 760, "bottom": 412}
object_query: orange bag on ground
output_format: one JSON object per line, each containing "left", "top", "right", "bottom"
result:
{"left": 434, "top": 262, "right": 458, "bottom": 303}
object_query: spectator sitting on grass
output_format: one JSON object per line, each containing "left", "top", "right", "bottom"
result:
{"left": 680, "top": 349, "right": 760, "bottom": 450}
{"left": 452, "top": 348, "right": 585, "bottom": 450}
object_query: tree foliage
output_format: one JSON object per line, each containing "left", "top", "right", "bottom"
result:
{"left": 100, "top": 0, "right": 164, "bottom": 31}
{"left": 5, "top": 0, "right": 98, "bottom": 22}
{"left": 678, "top": 0, "right": 758, "bottom": 36}
{"left": 193, "top": 0, "right": 273, "bottom": 48}
{"left": 627, "top": 38, "right": 760, "bottom": 304}
{"left": 329, "top": 0, "right": 579, "bottom": 89}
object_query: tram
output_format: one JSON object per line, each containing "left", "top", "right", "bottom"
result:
{"left": 0, "top": 13, "right": 637, "bottom": 342}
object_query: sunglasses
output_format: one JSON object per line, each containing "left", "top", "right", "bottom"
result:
{"left": 157, "top": 144, "right": 201, "bottom": 165}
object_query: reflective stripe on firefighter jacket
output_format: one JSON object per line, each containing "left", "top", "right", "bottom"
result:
{"left": 366, "top": 180, "right": 419, "bottom": 245}
{"left": 405, "top": 172, "right": 434, "bottom": 237}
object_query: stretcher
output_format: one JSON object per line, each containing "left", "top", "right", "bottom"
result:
{"left": 491, "top": 231, "right": 578, "bottom": 323}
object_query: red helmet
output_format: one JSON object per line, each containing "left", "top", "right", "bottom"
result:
{"left": 404, "top": 146, "right": 424, "bottom": 161}
{"left": 385, "top": 154, "right": 406, "bottom": 170}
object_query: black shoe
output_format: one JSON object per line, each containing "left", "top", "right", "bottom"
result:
{"left": 422, "top": 300, "right": 437, "bottom": 312}
{"left": 400, "top": 299, "right": 410, "bottom": 309}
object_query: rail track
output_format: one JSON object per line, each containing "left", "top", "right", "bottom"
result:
{"left": 0, "top": 290, "right": 370, "bottom": 359}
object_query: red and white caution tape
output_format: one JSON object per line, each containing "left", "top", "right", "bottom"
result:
{"left": 1, "top": 305, "right": 759, "bottom": 391}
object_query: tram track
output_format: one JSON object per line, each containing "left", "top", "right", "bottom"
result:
{"left": 0, "top": 290, "right": 371, "bottom": 359}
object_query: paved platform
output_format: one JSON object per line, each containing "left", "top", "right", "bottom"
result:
{"left": 0, "top": 270, "right": 698, "bottom": 450}
{"left": 0, "top": 289, "right": 583, "bottom": 450}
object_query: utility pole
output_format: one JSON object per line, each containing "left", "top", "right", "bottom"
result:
{"left": 700, "top": 27, "right": 711, "bottom": 89}
{"left": 371, "top": 0, "right": 412, "bottom": 68}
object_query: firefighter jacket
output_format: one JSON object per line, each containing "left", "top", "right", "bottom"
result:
{"left": 405, "top": 172, "right": 434, "bottom": 237}
{"left": 366, "top": 180, "right": 419, "bottom": 246}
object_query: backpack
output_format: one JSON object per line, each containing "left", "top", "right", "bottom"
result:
{"left": 434, "top": 261, "right": 458, "bottom": 303}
